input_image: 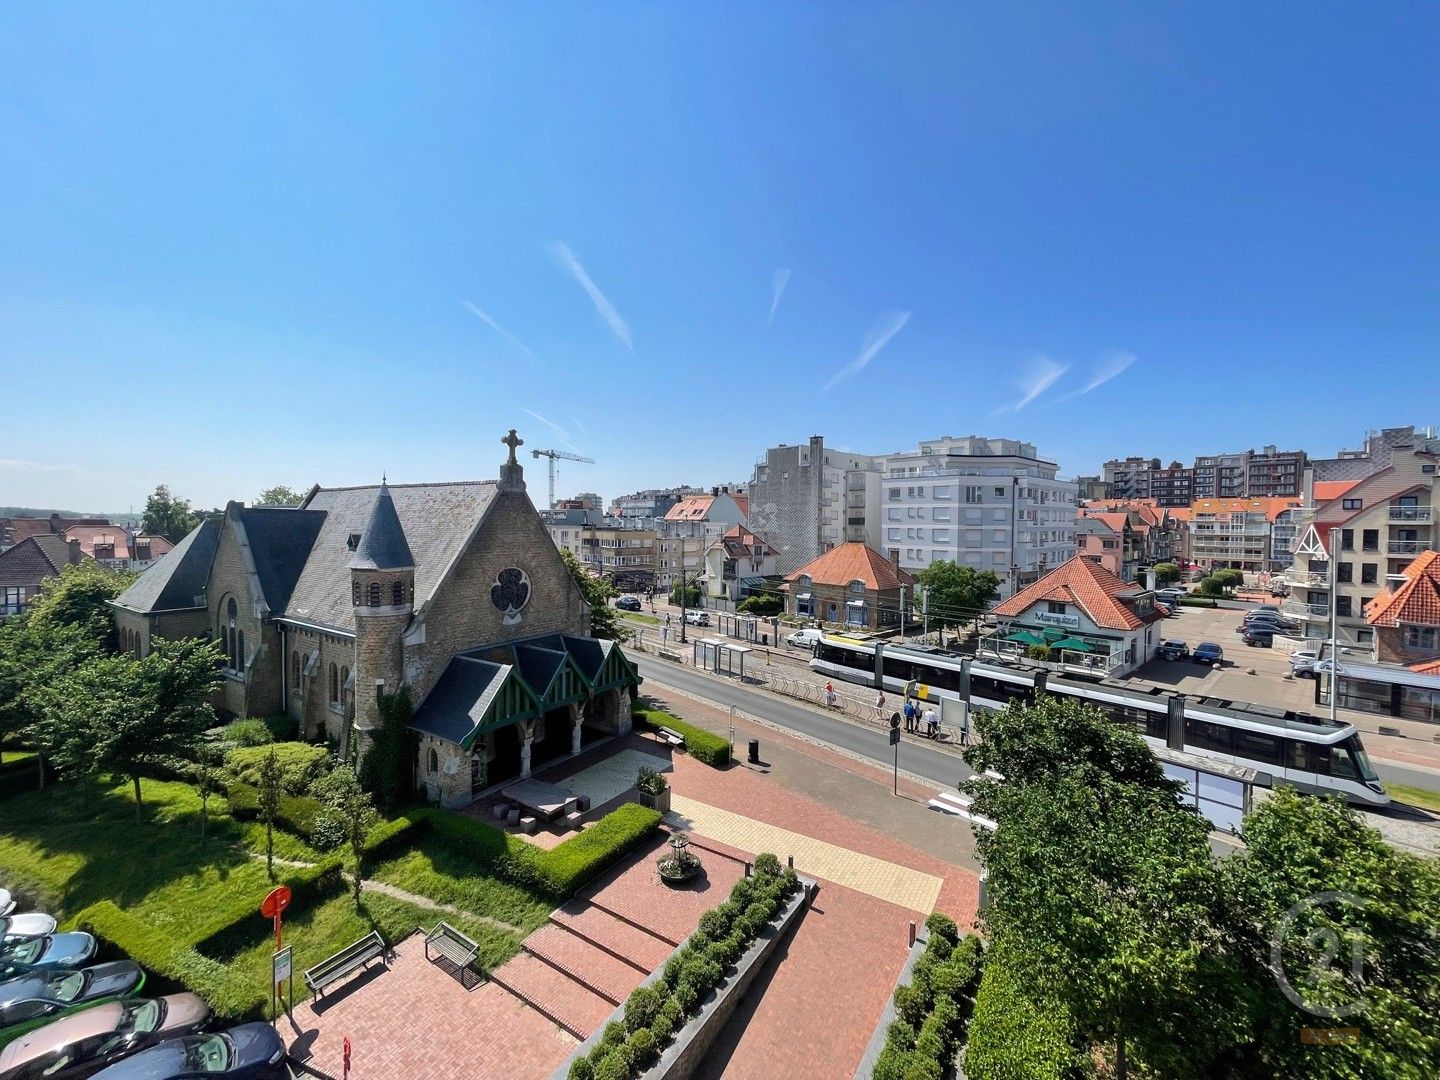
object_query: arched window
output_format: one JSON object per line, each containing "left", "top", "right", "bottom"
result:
{"left": 849, "top": 579, "right": 866, "bottom": 595}
{"left": 329, "top": 663, "right": 339, "bottom": 704}
{"left": 392, "top": 581, "right": 404, "bottom": 606}
{"left": 226, "top": 597, "right": 239, "bottom": 670}
{"left": 291, "top": 651, "right": 301, "bottom": 691}
{"left": 340, "top": 667, "right": 350, "bottom": 713}
{"left": 367, "top": 582, "right": 381, "bottom": 607}
{"left": 237, "top": 631, "right": 246, "bottom": 673}
{"left": 428, "top": 748, "right": 438, "bottom": 774}
{"left": 352, "top": 581, "right": 361, "bottom": 605}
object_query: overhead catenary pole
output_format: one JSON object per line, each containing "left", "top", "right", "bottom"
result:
{"left": 1329, "top": 531, "right": 1340, "bottom": 724}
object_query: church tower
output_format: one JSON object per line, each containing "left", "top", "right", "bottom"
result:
{"left": 349, "top": 479, "right": 415, "bottom": 754}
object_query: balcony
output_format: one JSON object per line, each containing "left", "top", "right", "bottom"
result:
{"left": 1388, "top": 506, "right": 1432, "bottom": 522}
{"left": 1388, "top": 540, "right": 1425, "bottom": 556}
{"left": 1282, "top": 571, "right": 1329, "bottom": 587}
{"left": 978, "top": 636, "right": 1127, "bottom": 677}
{"left": 1281, "top": 600, "right": 1330, "bottom": 620}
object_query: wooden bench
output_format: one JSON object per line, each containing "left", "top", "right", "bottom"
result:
{"left": 657, "top": 727, "right": 685, "bottom": 748}
{"left": 303, "top": 930, "right": 386, "bottom": 999}
{"left": 425, "top": 921, "right": 480, "bottom": 981}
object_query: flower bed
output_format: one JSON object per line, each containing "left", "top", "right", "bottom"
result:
{"left": 565, "top": 853, "right": 802, "bottom": 1080}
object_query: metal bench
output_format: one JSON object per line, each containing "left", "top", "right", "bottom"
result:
{"left": 303, "top": 930, "right": 386, "bottom": 999}
{"left": 425, "top": 921, "right": 481, "bottom": 985}
{"left": 657, "top": 726, "right": 685, "bottom": 748}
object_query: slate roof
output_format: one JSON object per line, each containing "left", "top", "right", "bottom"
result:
{"left": 111, "top": 517, "right": 221, "bottom": 613}
{"left": 348, "top": 482, "right": 415, "bottom": 571}
{"left": 1073, "top": 517, "right": 1113, "bottom": 537}
{"left": 410, "top": 656, "right": 515, "bottom": 744}
{"left": 240, "top": 507, "right": 327, "bottom": 615}
{"left": 785, "top": 542, "right": 915, "bottom": 591}
{"left": 1365, "top": 550, "right": 1440, "bottom": 628}
{"left": 284, "top": 482, "right": 498, "bottom": 632}
{"left": 0, "top": 534, "right": 89, "bottom": 588}
{"left": 992, "top": 555, "right": 1165, "bottom": 631}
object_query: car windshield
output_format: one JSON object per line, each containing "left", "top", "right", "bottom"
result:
{"left": 49, "top": 971, "right": 85, "bottom": 1001}
{"left": 1, "top": 938, "right": 43, "bottom": 965}
{"left": 123, "top": 997, "right": 163, "bottom": 1033}
{"left": 182, "top": 1034, "right": 233, "bottom": 1072}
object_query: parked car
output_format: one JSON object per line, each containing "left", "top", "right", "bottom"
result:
{"left": 0, "top": 891, "right": 13, "bottom": 919}
{"left": 1157, "top": 640, "right": 1190, "bottom": 661}
{"left": 786, "top": 628, "right": 823, "bottom": 649}
{"left": 0, "top": 964, "right": 145, "bottom": 1049}
{"left": 89, "top": 1023, "right": 288, "bottom": 1080}
{"left": 1289, "top": 650, "right": 1322, "bottom": 677}
{"left": 0, "top": 933, "right": 96, "bottom": 980}
{"left": 0, "top": 915, "right": 58, "bottom": 944}
{"left": 683, "top": 611, "right": 710, "bottom": 626}
{"left": 1242, "top": 629, "right": 1274, "bottom": 647}
{"left": 0, "top": 993, "right": 211, "bottom": 1079}
{"left": 614, "top": 596, "right": 642, "bottom": 612}
{"left": 1193, "top": 642, "right": 1225, "bottom": 665}
{"left": 1238, "top": 614, "right": 1298, "bottom": 634}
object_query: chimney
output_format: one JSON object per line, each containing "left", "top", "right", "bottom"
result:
{"left": 889, "top": 547, "right": 902, "bottom": 570}
{"left": 1145, "top": 567, "right": 1157, "bottom": 591}
{"left": 67, "top": 538, "right": 83, "bottom": 564}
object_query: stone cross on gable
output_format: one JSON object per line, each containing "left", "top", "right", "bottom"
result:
{"left": 502, "top": 429, "right": 523, "bottom": 465}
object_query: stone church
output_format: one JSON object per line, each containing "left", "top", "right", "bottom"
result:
{"left": 111, "top": 432, "right": 640, "bottom": 807}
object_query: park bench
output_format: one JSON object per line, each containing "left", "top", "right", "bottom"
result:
{"left": 657, "top": 649, "right": 684, "bottom": 663}
{"left": 426, "top": 921, "right": 481, "bottom": 985}
{"left": 657, "top": 727, "right": 685, "bottom": 748}
{"left": 303, "top": 930, "right": 386, "bottom": 999}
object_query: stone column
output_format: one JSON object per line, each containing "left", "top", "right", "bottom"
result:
{"left": 613, "top": 689, "right": 633, "bottom": 736}
{"left": 569, "top": 703, "right": 583, "bottom": 755}
{"left": 519, "top": 719, "right": 536, "bottom": 778}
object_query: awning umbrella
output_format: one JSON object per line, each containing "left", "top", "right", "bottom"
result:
{"left": 1004, "top": 630, "right": 1046, "bottom": 646}
{"left": 1042, "top": 628, "right": 1066, "bottom": 643}
{"left": 1050, "top": 637, "right": 1092, "bottom": 652}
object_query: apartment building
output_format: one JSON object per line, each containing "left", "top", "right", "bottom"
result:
{"left": 656, "top": 490, "right": 749, "bottom": 591}
{"left": 1310, "top": 425, "right": 1439, "bottom": 483}
{"left": 1284, "top": 442, "right": 1440, "bottom": 646}
{"left": 747, "top": 436, "right": 884, "bottom": 575}
{"left": 1188, "top": 497, "right": 1300, "bottom": 573}
{"left": 882, "top": 436, "right": 1077, "bottom": 599}
{"left": 545, "top": 509, "right": 658, "bottom": 592}
{"left": 1098, "top": 458, "right": 1196, "bottom": 508}
{"left": 608, "top": 487, "right": 706, "bottom": 531}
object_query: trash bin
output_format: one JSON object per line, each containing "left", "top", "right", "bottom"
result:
{"left": 747, "top": 738, "right": 760, "bottom": 764}
{"left": 761, "top": 633, "right": 769, "bottom": 646}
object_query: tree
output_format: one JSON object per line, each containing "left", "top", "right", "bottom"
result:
{"left": 258, "top": 747, "right": 283, "bottom": 879}
{"left": 141, "top": 484, "right": 199, "bottom": 544}
{"left": 46, "top": 636, "right": 223, "bottom": 819}
{"left": 1195, "top": 575, "right": 1228, "bottom": 598}
{"left": 358, "top": 687, "right": 416, "bottom": 809}
{"left": 1212, "top": 568, "right": 1245, "bottom": 589}
{"left": 1152, "top": 562, "right": 1180, "bottom": 585}
{"left": 736, "top": 593, "right": 783, "bottom": 618}
{"left": 559, "top": 548, "right": 625, "bottom": 640}
{"left": 916, "top": 561, "right": 1000, "bottom": 636}
{"left": 669, "top": 579, "right": 701, "bottom": 607}
{"left": 253, "top": 485, "right": 304, "bottom": 507}
{"left": 26, "top": 560, "right": 135, "bottom": 645}
{"left": 317, "top": 766, "right": 378, "bottom": 905}
{"left": 192, "top": 741, "right": 225, "bottom": 851}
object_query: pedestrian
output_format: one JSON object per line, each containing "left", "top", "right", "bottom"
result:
{"left": 665, "top": 612, "right": 672, "bottom": 626}
{"left": 925, "top": 706, "right": 939, "bottom": 739}
{"left": 825, "top": 681, "right": 837, "bottom": 708}
{"left": 874, "top": 691, "right": 886, "bottom": 721}
{"left": 903, "top": 698, "right": 917, "bottom": 733}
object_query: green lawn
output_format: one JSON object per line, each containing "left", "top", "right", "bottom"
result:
{"left": 368, "top": 836, "right": 554, "bottom": 934}
{"left": 0, "top": 748, "right": 37, "bottom": 766}
{"left": 622, "top": 611, "right": 661, "bottom": 626}
{"left": 1387, "top": 783, "right": 1440, "bottom": 815}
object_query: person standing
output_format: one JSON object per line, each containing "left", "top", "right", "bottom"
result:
{"left": 825, "top": 681, "right": 837, "bottom": 708}
{"left": 903, "top": 697, "right": 917, "bottom": 733}
{"left": 874, "top": 691, "right": 886, "bottom": 721}
{"left": 924, "top": 706, "right": 939, "bottom": 738}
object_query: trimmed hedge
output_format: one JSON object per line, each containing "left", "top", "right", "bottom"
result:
{"left": 225, "top": 783, "right": 325, "bottom": 843}
{"left": 1178, "top": 596, "right": 1218, "bottom": 608}
{"left": 363, "top": 812, "right": 429, "bottom": 860}
{"left": 224, "top": 742, "right": 331, "bottom": 794}
{"left": 568, "top": 855, "right": 801, "bottom": 1080}
{"left": 633, "top": 707, "right": 730, "bottom": 767}
{"left": 874, "top": 930, "right": 985, "bottom": 1080}
{"left": 964, "top": 950, "right": 1088, "bottom": 1080}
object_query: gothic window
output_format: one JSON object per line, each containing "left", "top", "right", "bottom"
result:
{"left": 352, "top": 581, "right": 360, "bottom": 605}
{"left": 428, "top": 748, "right": 438, "bottom": 774}
{"left": 237, "top": 631, "right": 246, "bottom": 674}
{"left": 291, "top": 651, "right": 302, "bottom": 693}
{"left": 367, "top": 582, "right": 381, "bottom": 607}
{"left": 340, "top": 667, "right": 350, "bottom": 713}
{"left": 392, "top": 581, "right": 404, "bottom": 605}
{"left": 329, "top": 663, "right": 339, "bottom": 704}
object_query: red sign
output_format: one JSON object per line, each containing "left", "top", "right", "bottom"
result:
{"left": 343, "top": 1036, "right": 352, "bottom": 1079}
{"left": 260, "top": 886, "right": 292, "bottom": 919}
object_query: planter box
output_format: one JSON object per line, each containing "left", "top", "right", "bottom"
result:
{"left": 638, "top": 788, "right": 672, "bottom": 814}
{"left": 853, "top": 929, "right": 930, "bottom": 1079}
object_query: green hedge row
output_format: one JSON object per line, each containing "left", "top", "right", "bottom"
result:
{"left": 363, "top": 812, "right": 429, "bottom": 860}
{"left": 224, "top": 742, "right": 331, "bottom": 794}
{"left": 1178, "top": 596, "right": 1218, "bottom": 608}
{"left": 226, "top": 783, "right": 326, "bottom": 843}
{"left": 633, "top": 707, "right": 730, "bottom": 767}
{"left": 872, "top": 914, "right": 986, "bottom": 1080}
{"left": 964, "top": 947, "right": 1089, "bottom": 1080}
{"left": 568, "top": 854, "right": 801, "bottom": 1080}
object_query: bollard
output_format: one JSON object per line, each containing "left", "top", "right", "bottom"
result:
{"left": 787, "top": 854, "right": 794, "bottom": 869}
{"left": 908, "top": 921, "right": 916, "bottom": 947}
{"left": 744, "top": 861, "right": 751, "bottom": 877}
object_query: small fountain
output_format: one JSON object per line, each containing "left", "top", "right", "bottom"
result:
{"left": 657, "top": 830, "right": 703, "bottom": 886}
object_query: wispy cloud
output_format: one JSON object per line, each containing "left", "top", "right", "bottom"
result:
{"left": 994, "top": 355, "right": 1069, "bottom": 414}
{"left": 768, "top": 268, "right": 791, "bottom": 326}
{"left": 0, "top": 458, "right": 76, "bottom": 473}
{"left": 553, "top": 242, "right": 633, "bottom": 351}
{"left": 1056, "top": 350, "right": 1137, "bottom": 401}
{"left": 824, "top": 311, "right": 911, "bottom": 392}
{"left": 460, "top": 301, "right": 542, "bottom": 365}
{"left": 573, "top": 417, "right": 588, "bottom": 436}
{"left": 523, "top": 409, "right": 580, "bottom": 452}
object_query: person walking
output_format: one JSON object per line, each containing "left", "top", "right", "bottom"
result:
{"left": 903, "top": 697, "right": 917, "bottom": 733}
{"left": 924, "top": 706, "right": 939, "bottom": 739}
{"left": 874, "top": 691, "right": 886, "bottom": 721}
{"left": 825, "top": 681, "right": 837, "bottom": 708}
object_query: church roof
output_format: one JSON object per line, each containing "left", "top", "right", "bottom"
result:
{"left": 240, "top": 507, "right": 328, "bottom": 615}
{"left": 348, "top": 482, "right": 415, "bottom": 571}
{"left": 111, "top": 517, "right": 220, "bottom": 613}
{"left": 284, "top": 481, "right": 498, "bottom": 633}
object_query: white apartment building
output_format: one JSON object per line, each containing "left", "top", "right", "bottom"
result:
{"left": 880, "top": 436, "right": 1078, "bottom": 599}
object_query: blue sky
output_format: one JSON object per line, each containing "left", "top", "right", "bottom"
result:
{"left": 2, "top": 3, "right": 1436, "bottom": 512}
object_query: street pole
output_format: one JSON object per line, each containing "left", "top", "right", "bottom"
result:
{"left": 899, "top": 585, "right": 907, "bottom": 636}
{"left": 923, "top": 585, "right": 930, "bottom": 642}
{"left": 679, "top": 536, "right": 688, "bottom": 645}
{"left": 1328, "top": 532, "right": 1339, "bottom": 724}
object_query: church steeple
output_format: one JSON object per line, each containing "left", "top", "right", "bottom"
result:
{"left": 349, "top": 480, "right": 414, "bottom": 571}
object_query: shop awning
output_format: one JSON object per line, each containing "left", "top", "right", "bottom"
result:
{"left": 1004, "top": 630, "right": 1046, "bottom": 646}
{"left": 1050, "top": 637, "right": 1092, "bottom": 652}
{"left": 1042, "top": 628, "right": 1066, "bottom": 643}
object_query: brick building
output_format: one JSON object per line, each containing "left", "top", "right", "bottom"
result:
{"left": 0, "top": 535, "right": 91, "bottom": 617}
{"left": 783, "top": 542, "right": 914, "bottom": 631}
{"left": 111, "top": 432, "right": 641, "bottom": 807}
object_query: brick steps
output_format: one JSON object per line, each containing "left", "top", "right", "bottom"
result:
{"left": 550, "top": 905, "right": 674, "bottom": 972}
{"left": 488, "top": 953, "right": 614, "bottom": 1040}
{"left": 523, "top": 924, "right": 646, "bottom": 1005}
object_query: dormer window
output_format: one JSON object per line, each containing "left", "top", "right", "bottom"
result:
{"left": 849, "top": 579, "right": 866, "bottom": 595}
{"left": 347, "top": 533, "right": 361, "bottom": 551}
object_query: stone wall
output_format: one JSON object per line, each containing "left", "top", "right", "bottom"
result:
{"left": 284, "top": 626, "right": 358, "bottom": 743}
{"left": 206, "top": 519, "right": 282, "bottom": 718}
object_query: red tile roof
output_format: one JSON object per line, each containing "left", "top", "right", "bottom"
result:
{"left": 664, "top": 496, "right": 716, "bottom": 521}
{"left": 63, "top": 524, "right": 131, "bottom": 560}
{"left": 992, "top": 555, "right": 1165, "bottom": 631}
{"left": 785, "top": 542, "right": 915, "bottom": 591}
{"left": 1408, "top": 658, "right": 1440, "bottom": 676}
{"left": 1365, "top": 550, "right": 1440, "bottom": 628}
{"left": 1188, "top": 497, "right": 1301, "bottom": 523}
{"left": 1312, "top": 480, "right": 1359, "bottom": 504}
{"left": 712, "top": 525, "right": 776, "bottom": 558}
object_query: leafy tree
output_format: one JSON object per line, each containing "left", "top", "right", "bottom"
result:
{"left": 669, "top": 579, "right": 701, "bottom": 607}
{"left": 141, "top": 484, "right": 199, "bottom": 544}
{"left": 916, "top": 561, "right": 1000, "bottom": 633}
{"left": 1212, "top": 568, "right": 1245, "bottom": 589}
{"left": 736, "top": 593, "right": 783, "bottom": 617}
{"left": 1218, "top": 789, "right": 1440, "bottom": 1078}
{"left": 45, "top": 636, "right": 223, "bottom": 819}
{"left": 316, "top": 766, "right": 378, "bottom": 905}
{"left": 253, "top": 485, "right": 304, "bottom": 507}
{"left": 559, "top": 547, "right": 625, "bottom": 640}
{"left": 26, "top": 560, "right": 135, "bottom": 645}
{"left": 258, "top": 747, "right": 283, "bottom": 879}
{"left": 1152, "top": 562, "right": 1180, "bottom": 585}
{"left": 1195, "top": 575, "right": 1227, "bottom": 598}
{"left": 192, "top": 741, "right": 225, "bottom": 850}
{"left": 359, "top": 687, "right": 416, "bottom": 809}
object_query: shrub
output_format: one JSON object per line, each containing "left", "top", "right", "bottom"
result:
{"left": 261, "top": 714, "right": 298, "bottom": 741}
{"left": 723, "top": 929, "right": 747, "bottom": 965}
{"left": 925, "top": 933, "right": 953, "bottom": 963}
{"left": 752, "top": 852, "right": 782, "bottom": 879}
{"left": 625, "top": 983, "right": 662, "bottom": 1033}
{"left": 886, "top": 1019, "right": 917, "bottom": 1052}
{"left": 632, "top": 707, "right": 730, "bottom": 766}
{"left": 1212, "top": 568, "right": 1244, "bottom": 588}
{"left": 659, "top": 996, "right": 684, "bottom": 1026}
{"left": 662, "top": 948, "right": 692, "bottom": 988}
{"left": 533, "top": 804, "right": 661, "bottom": 897}
{"left": 651, "top": 1009, "right": 676, "bottom": 1045}
{"left": 928, "top": 958, "right": 968, "bottom": 1000}
{"left": 872, "top": 1045, "right": 912, "bottom": 1080}
{"left": 674, "top": 980, "right": 698, "bottom": 1014}
{"left": 1178, "top": 595, "right": 1217, "bottom": 608}
{"left": 697, "top": 908, "right": 731, "bottom": 942}
{"left": 635, "top": 765, "right": 668, "bottom": 796}
{"left": 626, "top": 1028, "right": 657, "bottom": 1069}
{"left": 924, "top": 911, "right": 959, "bottom": 944}
{"left": 728, "top": 876, "right": 755, "bottom": 907}
{"left": 222, "top": 718, "right": 272, "bottom": 747}
{"left": 592, "top": 1050, "right": 629, "bottom": 1080}
{"left": 225, "top": 783, "right": 260, "bottom": 819}
{"left": 362, "top": 812, "right": 428, "bottom": 859}
{"left": 903, "top": 1052, "right": 943, "bottom": 1080}
{"left": 567, "top": 1058, "right": 595, "bottom": 1080}
{"left": 965, "top": 951, "right": 1087, "bottom": 1080}
{"left": 1026, "top": 644, "right": 1053, "bottom": 661}
{"left": 599, "top": 1021, "right": 628, "bottom": 1051}
{"left": 225, "top": 742, "right": 330, "bottom": 795}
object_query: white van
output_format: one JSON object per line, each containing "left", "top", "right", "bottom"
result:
{"left": 683, "top": 610, "right": 710, "bottom": 627}
{"left": 786, "top": 628, "right": 823, "bottom": 648}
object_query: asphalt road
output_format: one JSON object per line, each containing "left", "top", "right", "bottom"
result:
{"left": 632, "top": 654, "right": 1440, "bottom": 798}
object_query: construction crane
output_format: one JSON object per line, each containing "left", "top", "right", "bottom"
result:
{"left": 531, "top": 448, "right": 596, "bottom": 510}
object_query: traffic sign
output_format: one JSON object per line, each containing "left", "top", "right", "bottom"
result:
{"left": 889, "top": 712, "right": 901, "bottom": 730}
{"left": 273, "top": 945, "right": 292, "bottom": 986}
{"left": 888, "top": 728, "right": 901, "bottom": 747}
